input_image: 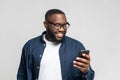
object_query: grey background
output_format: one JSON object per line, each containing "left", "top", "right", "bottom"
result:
{"left": 0, "top": 0, "right": 120, "bottom": 80}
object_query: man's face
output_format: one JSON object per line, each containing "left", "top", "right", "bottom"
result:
{"left": 44, "top": 14, "right": 67, "bottom": 43}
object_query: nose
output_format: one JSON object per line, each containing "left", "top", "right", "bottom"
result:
{"left": 58, "top": 26, "right": 65, "bottom": 31}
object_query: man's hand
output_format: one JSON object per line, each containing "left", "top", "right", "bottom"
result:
{"left": 73, "top": 53, "right": 90, "bottom": 74}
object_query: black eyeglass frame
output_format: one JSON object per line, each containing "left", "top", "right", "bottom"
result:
{"left": 46, "top": 20, "right": 70, "bottom": 29}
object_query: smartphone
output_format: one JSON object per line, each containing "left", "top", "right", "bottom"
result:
{"left": 79, "top": 50, "right": 90, "bottom": 57}
{"left": 81, "top": 50, "right": 90, "bottom": 54}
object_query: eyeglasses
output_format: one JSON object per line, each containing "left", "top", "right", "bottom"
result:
{"left": 46, "top": 20, "right": 70, "bottom": 29}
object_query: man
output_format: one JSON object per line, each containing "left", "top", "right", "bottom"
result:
{"left": 17, "top": 9, "right": 95, "bottom": 80}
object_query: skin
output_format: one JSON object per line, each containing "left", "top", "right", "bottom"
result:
{"left": 44, "top": 14, "right": 66, "bottom": 42}
{"left": 73, "top": 53, "right": 90, "bottom": 74}
{"left": 44, "top": 13, "right": 90, "bottom": 74}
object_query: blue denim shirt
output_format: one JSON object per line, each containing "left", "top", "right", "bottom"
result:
{"left": 17, "top": 31, "right": 95, "bottom": 80}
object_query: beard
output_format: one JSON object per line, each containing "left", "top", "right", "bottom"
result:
{"left": 46, "top": 28, "right": 66, "bottom": 43}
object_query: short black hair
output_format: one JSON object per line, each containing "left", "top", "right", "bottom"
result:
{"left": 45, "top": 9, "right": 65, "bottom": 21}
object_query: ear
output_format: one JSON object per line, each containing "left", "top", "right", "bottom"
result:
{"left": 44, "top": 21, "right": 48, "bottom": 28}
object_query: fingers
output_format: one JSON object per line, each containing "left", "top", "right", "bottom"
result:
{"left": 73, "top": 57, "right": 90, "bottom": 68}
{"left": 82, "top": 53, "right": 90, "bottom": 60}
{"left": 73, "top": 53, "right": 91, "bottom": 73}
{"left": 73, "top": 63, "right": 89, "bottom": 74}
{"left": 75, "top": 57, "right": 90, "bottom": 64}
{"left": 73, "top": 60, "right": 87, "bottom": 67}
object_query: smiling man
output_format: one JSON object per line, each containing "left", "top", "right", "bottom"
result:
{"left": 44, "top": 12, "right": 68, "bottom": 42}
{"left": 17, "top": 9, "right": 95, "bottom": 80}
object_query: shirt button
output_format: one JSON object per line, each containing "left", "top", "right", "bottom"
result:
{"left": 40, "top": 55, "right": 42, "bottom": 57}
{"left": 35, "top": 78, "right": 38, "bottom": 80}
{"left": 37, "top": 66, "right": 39, "bottom": 69}
{"left": 43, "top": 44, "right": 46, "bottom": 46}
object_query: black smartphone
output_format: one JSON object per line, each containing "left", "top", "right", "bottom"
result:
{"left": 78, "top": 50, "right": 90, "bottom": 57}
{"left": 81, "top": 50, "right": 90, "bottom": 54}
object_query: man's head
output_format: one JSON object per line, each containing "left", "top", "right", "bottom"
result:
{"left": 44, "top": 9, "right": 70, "bottom": 43}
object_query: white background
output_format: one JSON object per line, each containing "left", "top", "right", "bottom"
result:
{"left": 0, "top": 0, "right": 120, "bottom": 80}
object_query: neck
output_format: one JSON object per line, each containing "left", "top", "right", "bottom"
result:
{"left": 45, "top": 33, "right": 54, "bottom": 42}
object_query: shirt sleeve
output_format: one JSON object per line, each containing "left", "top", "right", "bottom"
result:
{"left": 17, "top": 45, "right": 27, "bottom": 80}
{"left": 81, "top": 66, "right": 95, "bottom": 80}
